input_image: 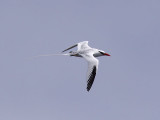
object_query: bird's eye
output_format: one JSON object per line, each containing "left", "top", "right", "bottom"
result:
{"left": 99, "top": 51, "right": 104, "bottom": 55}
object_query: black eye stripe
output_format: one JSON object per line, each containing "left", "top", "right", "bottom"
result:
{"left": 99, "top": 51, "right": 104, "bottom": 55}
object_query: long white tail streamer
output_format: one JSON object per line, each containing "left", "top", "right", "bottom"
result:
{"left": 28, "top": 53, "right": 70, "bottom": 60}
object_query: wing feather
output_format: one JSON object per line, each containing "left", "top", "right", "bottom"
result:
{"left": 87, "top": 65, "right": 97, "bottom": 91}
{"left": 81, "top": 53, "right": 99, "bottom": 91}
{"left": 62, "top": 44, "right": 77, "bottom": 52}
{"left": 77, "top": 41, "right": 91, "bottom": 51}
{"left": 62, "top": 41, "right": 91, "bottom": 53}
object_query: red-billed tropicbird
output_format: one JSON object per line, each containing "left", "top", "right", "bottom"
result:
{"left": 62, "top": 41, "right": 110, "bottom": 91}
{"left": 33, "top": 41, "right": 110, "bottom": 91}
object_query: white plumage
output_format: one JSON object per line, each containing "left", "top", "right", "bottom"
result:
{"left": 62, "top": 41, "right": 110, "bottom": 91}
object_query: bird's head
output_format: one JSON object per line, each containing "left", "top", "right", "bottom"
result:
{"left": 99, "top": 50, "right": 111, "bottom": 56}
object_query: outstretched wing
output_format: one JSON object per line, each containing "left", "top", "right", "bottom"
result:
{"left": 77, "top": 41, "right": 91, "bottom": 51}
{"left": 62, "top": 44, "right": 77, "bottom": 52}
{"left": 81, "top": 53, "right": 99, "bottom": 91}
{"left": 62, "top": 41, "right": 91, "bottom": 52}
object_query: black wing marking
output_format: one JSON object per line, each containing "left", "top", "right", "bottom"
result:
{"left": 62, "top": 44, "right": 77, "bottom": 52}
{"left": 87, "top": 65, "right": 97, "bottom": 91}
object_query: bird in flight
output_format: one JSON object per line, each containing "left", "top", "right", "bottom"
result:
{"left": 32, "top": 41, "right": 110, "bottom": 91}
{"left": 61, "top": 41, "right": 110, "bottom": 91}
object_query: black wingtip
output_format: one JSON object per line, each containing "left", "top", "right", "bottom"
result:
{"left": 86, "top": 66, "right": 97, "bottom": 92}
{"left": 62, "top": 44, "right": 77, "bottom": 53}
{"left": 87, "top": 89, "right": 90, "bottom": 92}
{"left": 87, "top": 87, "right": 90, "bottom": 92}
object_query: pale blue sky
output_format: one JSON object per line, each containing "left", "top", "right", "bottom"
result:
{"left": 0, "top": 0, "right": 160, "bottom": 120}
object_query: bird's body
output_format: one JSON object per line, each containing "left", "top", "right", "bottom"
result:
{"left": 62, "top": 41, "right": 110, "bottom": 91}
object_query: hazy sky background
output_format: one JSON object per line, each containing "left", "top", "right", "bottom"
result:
{"left": 0, "top": 0, "right": 160, "bottom": 120}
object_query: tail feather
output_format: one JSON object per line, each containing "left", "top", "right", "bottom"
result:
{"left": 28, "top": 53, "right": 70, "bottom": 59}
